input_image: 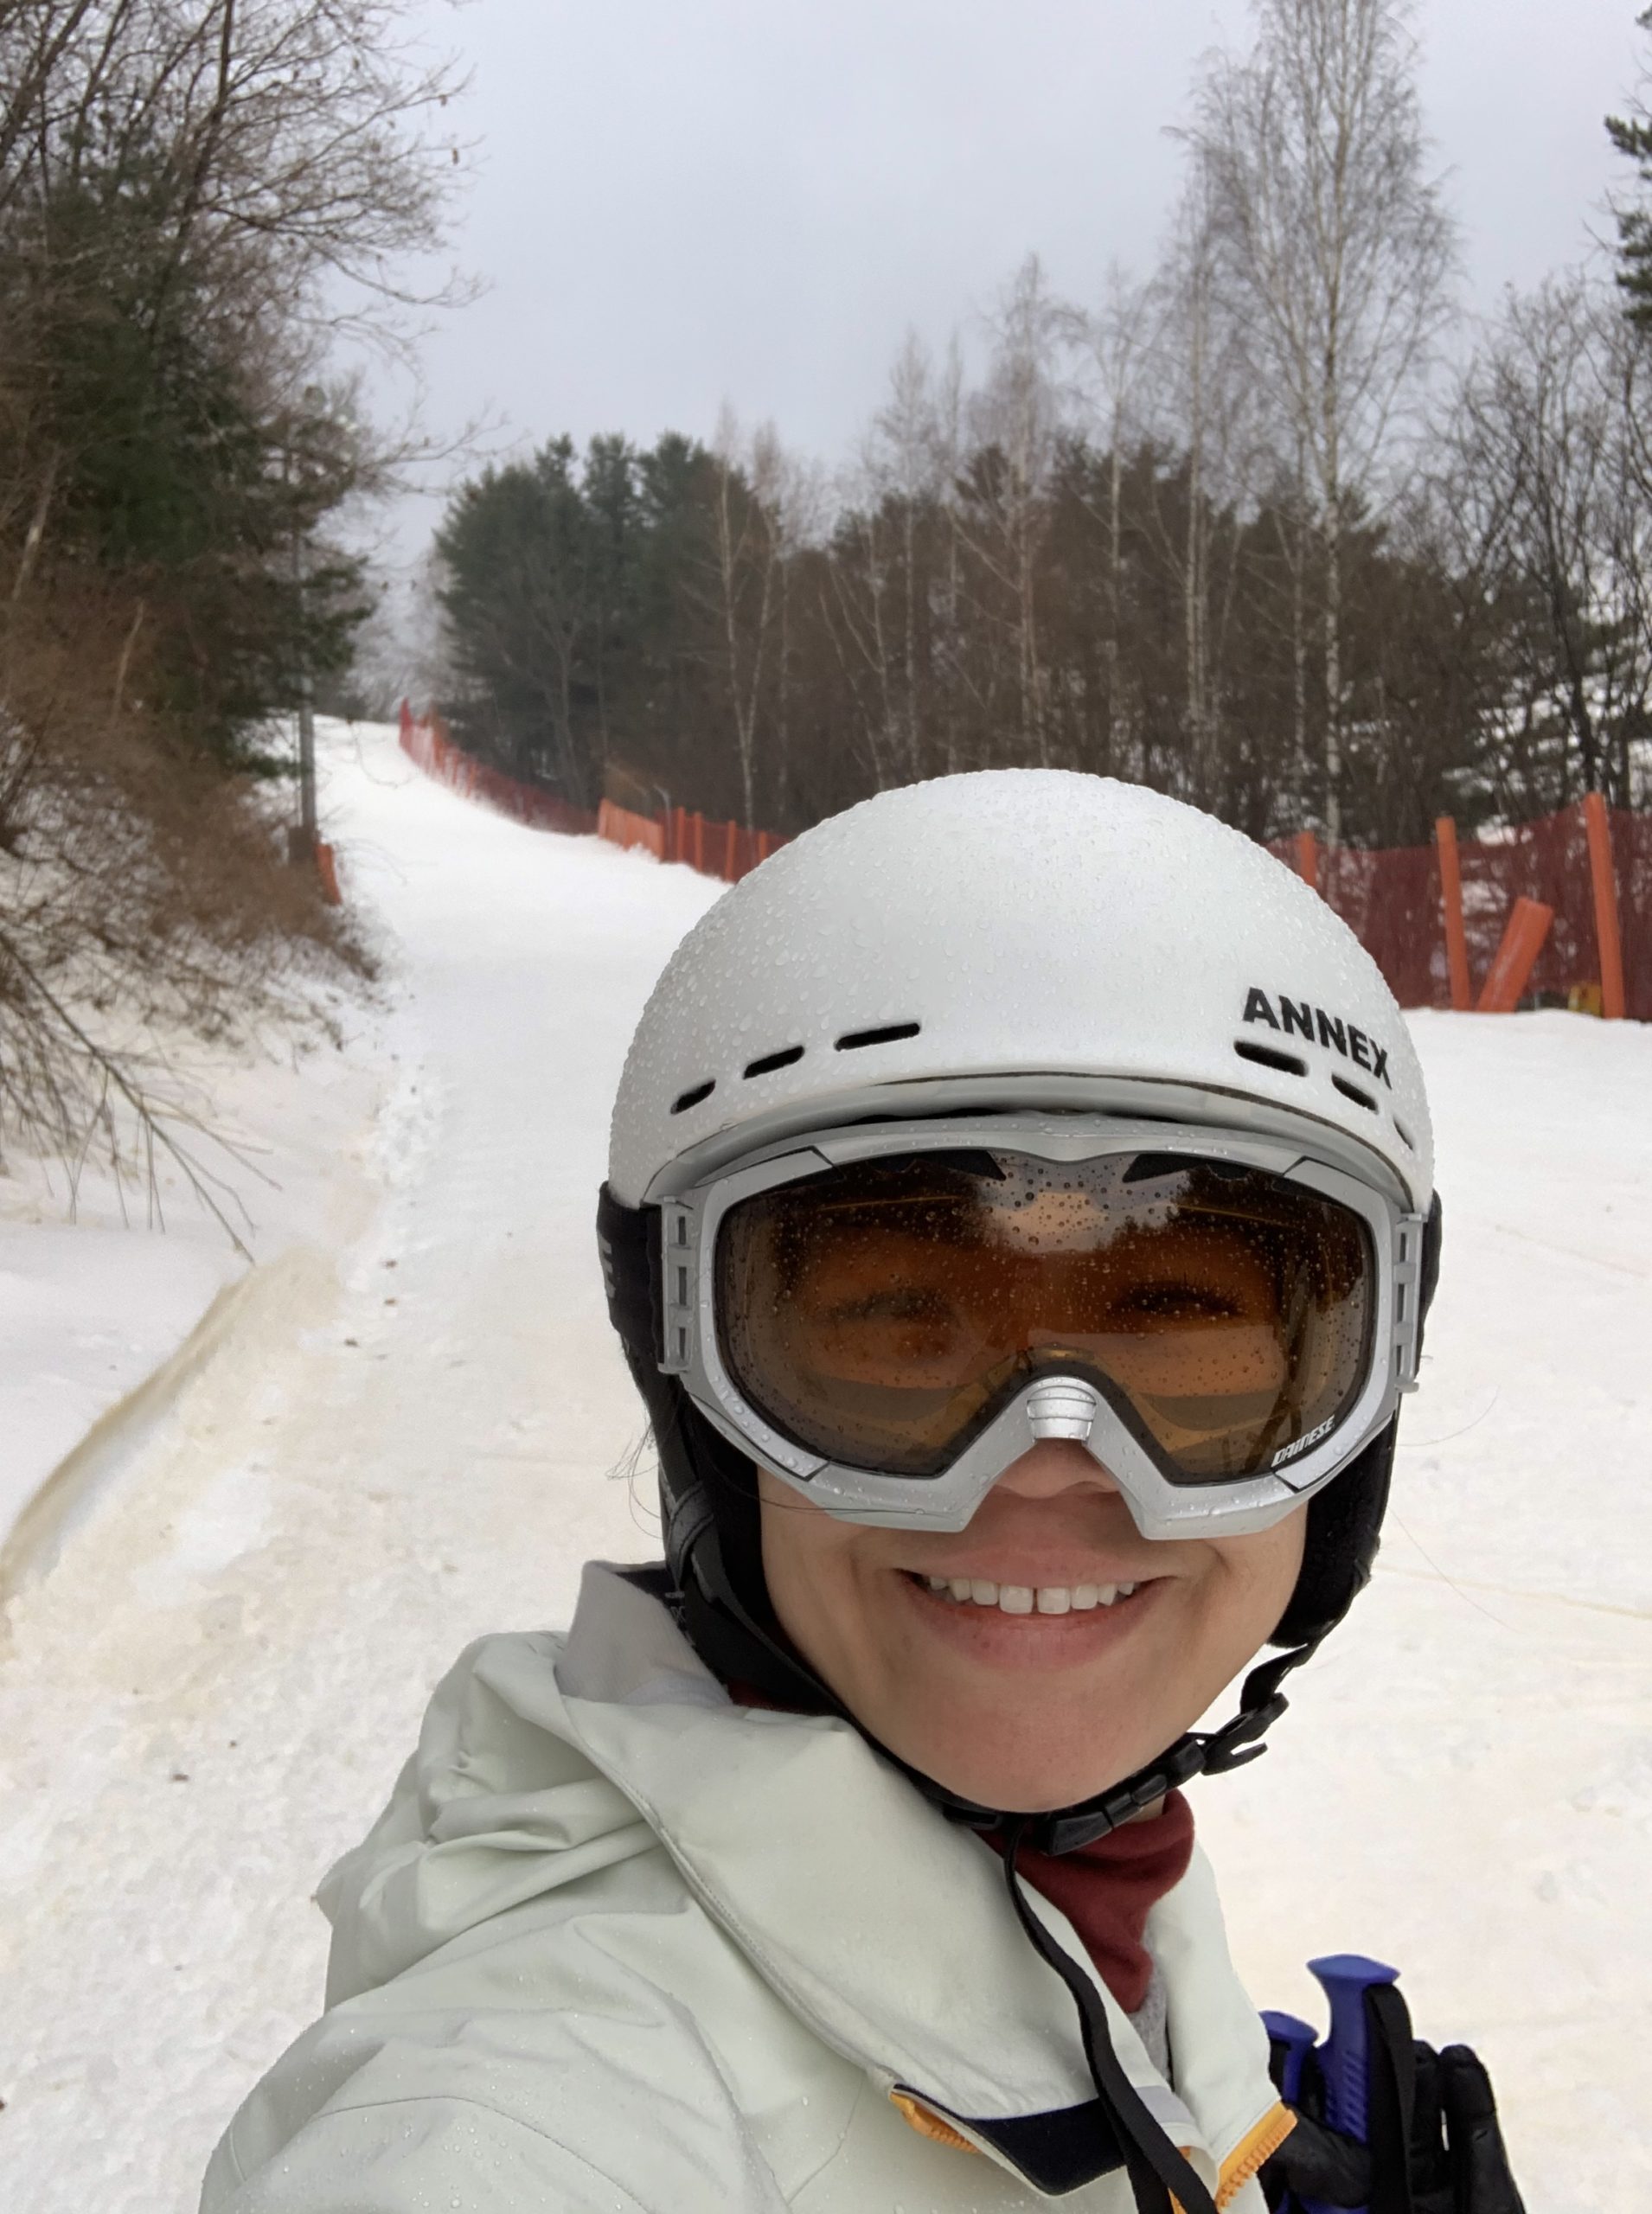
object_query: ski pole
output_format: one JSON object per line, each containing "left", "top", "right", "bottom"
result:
{"left": 1307, "top": 1953, "right": 1399, "bottom": 2163}
{"left": 1263, "top": 1956, "right": 1399, "bottom": 2213}
{"left": 1259, "top": 2009, "right": 1317, "bottom": 2108}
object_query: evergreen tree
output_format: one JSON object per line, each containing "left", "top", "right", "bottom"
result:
{"left": 1607, "top": 9, "right": 1652, "bottom": 328}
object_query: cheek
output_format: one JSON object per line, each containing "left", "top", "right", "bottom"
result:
{"left": 757, "top": 1475, "right": 915, "bottom": 1730}
{"left": 1218, "top": 1507, "right": 1308, "bottom": 1641}
{"left": 758, "top": 1474, "right": 865, "bottom": 1661}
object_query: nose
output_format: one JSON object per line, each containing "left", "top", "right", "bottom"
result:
{"left": 995, "top": 1438, "right": 1123, "bottom": 1501}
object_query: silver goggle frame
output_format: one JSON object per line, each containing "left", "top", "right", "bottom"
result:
{"left": 650, "top": 1108, "right": 1426, "bottom": 1540}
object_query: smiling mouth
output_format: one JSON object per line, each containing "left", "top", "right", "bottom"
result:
{"left": 904, "top": 1571, "right": 1142, "bottom": 1617}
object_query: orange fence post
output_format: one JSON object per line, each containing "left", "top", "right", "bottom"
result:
{"left": 692, "top": 812, "right": 706, "bottom": 872}
{"left": 1293, "top": 829, "right": 1318, "bottom": 891}
{"left": 1434, "top": 816, "right": 1471, "bottom": 1011}
{"left": 755, "top": 829, "right": 772, "bottom": 865}
{"left": 315, "top": 841, "right": 342, "bottom": 905}
{"left": 1476, "top": 896, "right": 1553, "bottom": 1013}
{"left": 1582, "top": 790, "right": 1627, "bottom": 1020}
{"left": 723, "top": 819, "right": 739, "bottom": 880}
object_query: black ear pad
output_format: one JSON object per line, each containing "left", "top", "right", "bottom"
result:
{"left": 1270, "top": 1421, "right": 1396, "bottom": 1647}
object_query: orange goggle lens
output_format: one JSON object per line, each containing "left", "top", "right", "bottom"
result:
{"left": 715, "top": 1149, "right": 1373, "bottom": 1482}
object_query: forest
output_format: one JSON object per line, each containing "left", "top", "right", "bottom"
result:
{"left": 433, "top": 2, "right": 1652, "bottom": 848}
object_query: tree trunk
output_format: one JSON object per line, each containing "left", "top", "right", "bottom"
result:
{"left": 1322, "top": 514, "right": 1341, "bottom": 842}
{"left": 1105, "top": 441, "right": 1123, "bottom": 777}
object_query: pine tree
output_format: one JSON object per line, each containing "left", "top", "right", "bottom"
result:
{"left": 1606, "top": 9, "right": 1652, "bottom": 327}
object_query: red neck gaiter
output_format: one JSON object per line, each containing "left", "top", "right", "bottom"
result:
{"left": 727, "top": 1680, "right": 1194, "bottom": 2017}
{"left": 985, "top": 1789, "right": 1195, "bottom": 2014}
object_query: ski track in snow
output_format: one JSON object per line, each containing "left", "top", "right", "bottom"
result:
{"left": 0, "top": 721, "right": 1648, "bottom": 2211}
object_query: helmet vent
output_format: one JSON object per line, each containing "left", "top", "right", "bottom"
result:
{"left": 1233, "top": 1038, "right": 1308, "bottom": 1078}
{"left": 743, "top": 1045, "right": 804, "bottom": 1078}
{"left": 1332, "top": 1072, "right": 1379, "bottom": 1113}
{"left": 836, "top": 1021, "right": 921, "bottom": 1053}
{"left": 670, "top": 1079, "right": 716, "bottom": 1115}
{"left": 1393, "top": 1115, "right": 1417, "bottom": 1152}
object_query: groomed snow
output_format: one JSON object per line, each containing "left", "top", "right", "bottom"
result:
{"left": 0, "top": 719, "right": 1647, "bottom": 2211}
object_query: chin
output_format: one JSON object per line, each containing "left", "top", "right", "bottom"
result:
{"left": 893, "top": 1724, "right": 1162, "bottom": 1815}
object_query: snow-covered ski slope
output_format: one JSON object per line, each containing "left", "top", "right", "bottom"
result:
{"left": 0, "top": 719, "right": 1647, "bottom": 2212}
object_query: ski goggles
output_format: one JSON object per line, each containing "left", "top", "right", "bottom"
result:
{"left": 656, "top": 1114, "right": 1428, "bottom": 1539}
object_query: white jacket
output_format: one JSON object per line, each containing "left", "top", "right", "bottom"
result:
{"left": 202, "top": 1563, "right": 1293, "bottom": 2212}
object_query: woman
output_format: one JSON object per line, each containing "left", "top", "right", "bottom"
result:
{"left": 202, "top": 771, "right": 1522, "bottom": 2211}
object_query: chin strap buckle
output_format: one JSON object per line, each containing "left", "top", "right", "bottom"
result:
{"left": 1200, "top": 1690, "right": 1291, "bottom": 1775}
{"left": 1007, "top": 1634, "right": 1325, "bottom": 1857}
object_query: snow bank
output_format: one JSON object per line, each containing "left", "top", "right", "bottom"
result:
{"left": 0, "top": 912, "right": 389, "bottom": 1564}
{"left": 0, "top": 720, "right": 1645, "bottom": 2212}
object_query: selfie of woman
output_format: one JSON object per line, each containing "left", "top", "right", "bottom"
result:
{"left": 199, "top": 772, "right": 1524, "bottom": 2212}
{"left": 2, "top": 3, "right": 1647, "bottom": 2212}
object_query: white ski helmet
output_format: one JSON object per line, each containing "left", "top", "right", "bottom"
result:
{"left": 599, "top": 770, "right": 1442, "bottom": 1845}
{"left": 609, "top": 771, "right": 1431, "bottom": 1213}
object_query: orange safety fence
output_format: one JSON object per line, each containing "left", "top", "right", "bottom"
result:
{"left": 1271, "top": 801, "right": 1649, "bottom": 1021}
{"left": 402, "top": 707, "right": 1646, "bottom": 1017}
{"left": 400, "top": 701, "right": 599, "bottom": 838}
{"left": 398, "top": 704, "right": 783, "bottom": 883}
{"left": 597, "top": 798, "right": 666, "bottom": 859}
{"left": 658, "top": 804, "right": 782, "bottom": 880}
{"left": 1476, "top": 897, "right": 1555, "bottom": 1014}
{"left": 315, "top": 841, "right": 342, "bottom": 907}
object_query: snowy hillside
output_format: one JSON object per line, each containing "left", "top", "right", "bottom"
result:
{"left": 0, "top": 719, "right": 1647, "bottom": 2212}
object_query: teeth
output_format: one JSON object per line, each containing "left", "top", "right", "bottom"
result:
{"left": 919, "top": 1573, "right": 1142, "bottom": 1616}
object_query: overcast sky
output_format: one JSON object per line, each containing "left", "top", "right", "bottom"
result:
{"left": 378, "top": 0, "right": 1647, "bottom": 564}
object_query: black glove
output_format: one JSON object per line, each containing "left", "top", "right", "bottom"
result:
{"left": 1260, "top": 1982, "right": 1526, "bottom": 2213}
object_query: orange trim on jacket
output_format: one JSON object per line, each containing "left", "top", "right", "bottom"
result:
{"left": 890, "top": 2091, "right": 1296, "bottom": 2209}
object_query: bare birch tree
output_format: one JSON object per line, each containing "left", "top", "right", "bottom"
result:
{"left": 1444, "top": 279, "right": 1652, "bottom": 809}
{"left": 1187, "top": 0, "right": 1455, "bottom": 838}
{"left": 1077, "top": 265, "right": 1159, "bottom": 777}
{"left": 963, "top": 255, "right": 1074, "bottom": 765}
{"left": 872, "top": 333, "right": 944, "bottom": 782}
{"left": 707, "top": 409, "right": 795, "bottom": 827}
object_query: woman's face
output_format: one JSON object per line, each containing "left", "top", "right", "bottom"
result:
{"left": 758, "top": 1443, "right": 1306, "bottom": 1811}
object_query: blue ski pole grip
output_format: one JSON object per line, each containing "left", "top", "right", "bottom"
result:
{"left": 1308, "top": 1954, "right": 1399, "bottom": 2146}
{"left": 1260, "top": 2011, "right": 1316, "bottom": 2107}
